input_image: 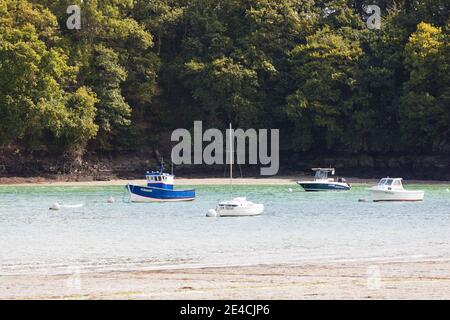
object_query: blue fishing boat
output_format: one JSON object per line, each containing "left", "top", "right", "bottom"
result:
{"left": 126, "top": 165, "right": 195, "bottom": 202}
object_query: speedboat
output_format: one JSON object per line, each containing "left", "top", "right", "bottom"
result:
{"left": 297, "top": 168, "right": 351, "bottom": 191}
{"left": 207, "top": 124, "right": 264, "bottom": 217}
{"left": 208, "top": 197, "right": 264, "bottom": 217}
{"left": 126, "top": 165, "right": 195, "bottom": 202}
{"left": 368, "top": 178, "right": 424, "bottom": 202}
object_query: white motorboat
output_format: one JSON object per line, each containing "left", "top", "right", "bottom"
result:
{"left": 368, "top": 178, "right": 424, "bottom": 202}
{"left": 297, "top": 168, "right": 351, "bottom": 191}
{"left": 208, "top": 197, "right": 264, "bottom": 217}
{"left": 207, "top": 124, "right": 264, "bottom": 217}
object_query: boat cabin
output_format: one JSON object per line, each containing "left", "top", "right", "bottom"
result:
{"left": 218, "top": 203, "right": 238, "bottom": 210}
{"left": 146, "top": 171, "right": 174, "bottom": 189}
{"left": 312, "top": 168, "right": 335, "bottom": 181}
{"left": 217, "top": 197, "right": 246, "bottom": 209}
{"left": 377, "top": 178, "right": 404, "bottom": 190}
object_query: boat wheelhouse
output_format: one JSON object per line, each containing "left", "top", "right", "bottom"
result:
{"left": 296, "top": 168, "right": 351, "bottom": 192}
{"left": 368, "top": 178, "right": 424, "bottom": 202}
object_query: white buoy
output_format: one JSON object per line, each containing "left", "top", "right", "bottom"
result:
{"left": 288, "top": 188, "right": 293, "bottom": 192}
{"left": 446, "top": 188, "right": 449, "bottom": 193}
{"left": 50, "top": 203, "right": 83, "bottom": 210}
{"left": 206, "top": 209, "right": 218, "bottom": 217}
{"left": 50, "top": 202, "right": 61, "bottom": 211}
{"left": 107, "top": 196, "right": 115, "bottom": 203}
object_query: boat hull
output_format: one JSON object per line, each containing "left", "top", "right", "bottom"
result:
{"left": 218, "top": 204, "right": 264, "bottom": 217}
{"left": 297, "top": 181, "right": 351, "bottom": 192}
{"left": 369, "top": 189, "right": 424, "bottom": 202}
{"left": 126, "top": 184, "right": 195, "bottom": 202}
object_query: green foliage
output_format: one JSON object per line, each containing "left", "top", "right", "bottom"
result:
{"left": 0, "top": 0, "right": 449, "bottom": 162}
{"left": 88, "top": 44, "right": 131, "bottom": 146}
{"left": 60, "top": 87, "right": 99, "bottom": 152}
{"left": 400, "top": 22, "right": 450, "bottom": 152}
{"left": 0, "top": 0, "right": 77, "bottom": 149}
{"left": 287, "top": 25, "right": 363, "bottom": 151}
{"left": 184, "top": 56, "right": 259, "bottom": 126}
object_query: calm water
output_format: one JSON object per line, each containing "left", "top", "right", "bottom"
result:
{"left": 1, "top": 184, "right": 450, "bottom": 275}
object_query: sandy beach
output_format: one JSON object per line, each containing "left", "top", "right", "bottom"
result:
{"left": 1, "top": 259, "right": 450, "bottom": 299}
{"left": 1, "top": 175, "right": 449, "bottom": 187}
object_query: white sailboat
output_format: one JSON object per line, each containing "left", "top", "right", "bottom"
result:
{"left": 206, "top": 124, "right": 264, "bottom": 217}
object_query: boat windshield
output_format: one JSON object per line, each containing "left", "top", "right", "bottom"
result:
{"left": 378, "top": 178, "right": 393, "bottom": 186}
{"left": 219, "top": 204, "right": 238, "bottom": 209}
{"left": 314, "top": 170, "right": 328, "bottom": 180}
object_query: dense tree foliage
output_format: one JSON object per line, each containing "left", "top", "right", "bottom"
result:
{"left": 0, "top": 0, "right": 449, "bottom": 165}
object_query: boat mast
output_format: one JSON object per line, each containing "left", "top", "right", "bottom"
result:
{"left": 229, "top": 123, "right": 233, "bottom": 192}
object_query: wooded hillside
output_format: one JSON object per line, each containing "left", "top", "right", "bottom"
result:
{"left": 0, "top": 0, "right": 449, "bottom": 176}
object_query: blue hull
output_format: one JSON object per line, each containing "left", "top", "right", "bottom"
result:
{"left": 297, "top": 182, "right": 351, "bottom": 192}
{"left": 126, "top": 184, "right": 195, "bottom": 202}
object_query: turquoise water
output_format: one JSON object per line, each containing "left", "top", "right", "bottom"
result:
{"left": 1, "top": 184, "right": 450, "bottom": 275}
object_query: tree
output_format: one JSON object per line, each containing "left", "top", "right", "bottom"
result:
{"left": 87, "top": 44, "right": 131, "bottom": 147}
{"left": 59, "top": 87, "right": 99, "bottom": 161}
{"left": 0, "top": 0, "right": 97, "bottom": 155}
{"left": 184, "top": 56, "right": 259, "bottom": 126}
{"left": 286, "top": 25, "right": 363, "bottom": 152}
{"left": 34, "top": 0, "right": 158, "bottom": 150}
{"left": 350, "top": 6, "right": 410, "bottom": 153}
{"left": 400, "top": 22, "right": 450, "bottom": 152}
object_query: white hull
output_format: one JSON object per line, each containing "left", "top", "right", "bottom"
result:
{"left": 369, "top": 188, "right": 424, "bottom": 202}
{"left": 217, "top": 204, "right": 264, "bottom": 217}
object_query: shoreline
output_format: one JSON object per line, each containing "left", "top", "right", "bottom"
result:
{"left": 2, "top": 259, "right": 450, "bottom": 299}
{"left": 1, "top": 176, "right": 450, "bottom": 187}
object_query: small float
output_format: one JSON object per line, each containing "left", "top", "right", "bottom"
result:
{"left": 49, "top": 203, "right": 83, "bottom": 210}
{"left": 297, "top": 168, "right": 351, "bottom": 191}
{"left": 126, "top": 165, "right": 195, "bottom": 202}
{"left": 367, "top": 178, "right": 424, "bottom": 202}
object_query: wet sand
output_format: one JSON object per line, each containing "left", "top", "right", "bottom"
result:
{"left": 1, "top": 259, "right": 450, "bottom": 299}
